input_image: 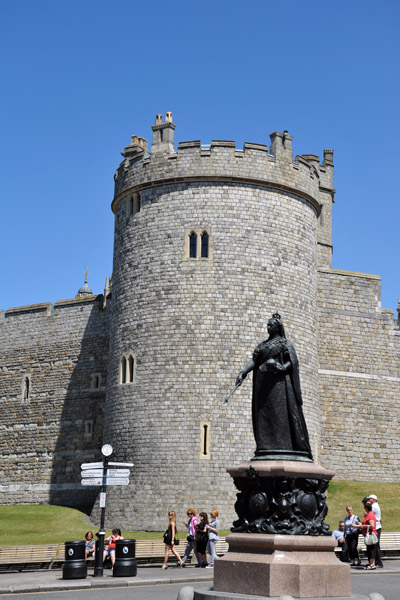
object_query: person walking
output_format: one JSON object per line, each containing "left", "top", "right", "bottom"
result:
{"left": 161, "top": 510, "right": 183, "bottom": 569}
{"left": 205, "top": 509, "right": 220, "bottom": 568}
{"left": 181, "top": 508, "right": 203, "bottom": 567}
{"left": 195, "top": 512, "right": 209, "bottom": 567}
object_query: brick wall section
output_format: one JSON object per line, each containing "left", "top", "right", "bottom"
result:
{"left": 0, "top": 296, "right": 110, "bottom": 505}
{"left": 317, "top": 268, "right": 400, "bottom": 478}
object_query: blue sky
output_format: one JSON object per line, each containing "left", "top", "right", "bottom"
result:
{"left": 0, "top": 0, "right": 399, "bottom": 316}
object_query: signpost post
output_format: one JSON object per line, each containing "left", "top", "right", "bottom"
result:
{"left": 80, "top": 445, "right": 133, "bottom": 578}
{"left": 94, "top": 444, "right": 111, "bottom": 577}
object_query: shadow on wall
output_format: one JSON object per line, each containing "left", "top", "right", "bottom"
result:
{"left": 48, "top": 296, "right": 110, "bottom": 509}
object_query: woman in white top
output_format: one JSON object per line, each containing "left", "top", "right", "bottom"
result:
{"left": 205, "top": 509, "right": 220, "bottom": 568}
{"left": 344, "top": 505, "right": 361, "bottom": 566}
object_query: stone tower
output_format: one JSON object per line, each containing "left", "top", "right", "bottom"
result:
{"left": 103, "top": 113, "right": 335, "bottom": 530}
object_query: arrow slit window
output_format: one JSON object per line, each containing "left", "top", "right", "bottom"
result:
{"left": 200, "top": 421, "right": 211, "bottom": 459}
{"left": 21, "top": 374, "right": 31, "bottom": 403}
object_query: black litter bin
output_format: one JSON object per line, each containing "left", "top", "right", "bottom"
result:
{"left": 113, "top": 539, "right": 137, "bottom": 577}
{"left": 63, "top": 540, "right": 87, "bottom": 579}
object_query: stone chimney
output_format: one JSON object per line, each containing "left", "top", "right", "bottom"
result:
{"left": 151, "top": 112, "right": 176, "bottom": 154}
{"left": 269, "top": 130, "right": 293, "bottom": 161}
{"left": 323, "top": 148, "right": 334, "bottom": 167}
{"left": 121, "top": 136, "right": 148, "bottom": 159}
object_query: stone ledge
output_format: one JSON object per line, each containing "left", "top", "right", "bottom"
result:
{"left": 318, "top": 268, "right": 380, "bottom": 280}
{"left": 227, "top": 460, "right": 335, "bottom": 480}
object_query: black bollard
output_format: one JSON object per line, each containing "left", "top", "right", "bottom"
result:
{"left": 63, "top": 541, "right": 87, "bottom": 579}
{"left": 113, "top": 539, "right": 137, "bottom": 577}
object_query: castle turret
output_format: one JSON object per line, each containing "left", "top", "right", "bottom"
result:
{"left": 103, "top": 114, "right": 331, "bottom": 530}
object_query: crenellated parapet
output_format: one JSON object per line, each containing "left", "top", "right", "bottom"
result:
{"left": 1, "top": 295, "right": 106, "bottom": 327}
{"left": 112, "top": 113, "right": 334, "bottom": 220}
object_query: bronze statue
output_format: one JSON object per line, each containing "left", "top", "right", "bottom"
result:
{"left": 234, "top": 313, "right": 313, "bottom": 461}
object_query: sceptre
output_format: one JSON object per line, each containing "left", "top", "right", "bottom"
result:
{"left": 223, "top": 381, "right": 241, "bottom": 404}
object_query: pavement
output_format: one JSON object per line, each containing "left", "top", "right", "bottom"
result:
{"left": 1, "top": 561, "right": 400, "bottom": 595}
{"left": 0, "top": 564, "right": 214, "bottom": 595}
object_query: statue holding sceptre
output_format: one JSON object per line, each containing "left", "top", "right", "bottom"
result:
{"left": 226, "top": 313, "right": 313, "bottom": 462}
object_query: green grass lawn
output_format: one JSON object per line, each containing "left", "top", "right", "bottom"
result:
{"left": 1, "top": 480, "right": 399, "bottom": 546}
{"left": 0, "top": 504, "right": 229, "bottom": 546}
{"left": 326, "top": 480, "right": 400, "bottom": 531}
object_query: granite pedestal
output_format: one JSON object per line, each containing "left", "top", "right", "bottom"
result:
{"left": 213, "top": 533, "right": 350, "bottom": 598}
{"left": 213, "top": 460, "right": 351, "bottom": 598}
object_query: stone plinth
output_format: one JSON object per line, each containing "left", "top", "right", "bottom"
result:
{"left": 213, "top": 533, "right": 351, "bottom": 598}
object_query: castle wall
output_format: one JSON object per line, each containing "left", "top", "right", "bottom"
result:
{"left": 0, "top": 296, "right": 109, "bottom": 505}
{"left": 318, "top": 268, "right": 400, "bottom": 478}
{"left": 2, "top": 115, "right": 399, "bottom": 533}
{"left": 102, "top": 136, "right": 324, "bottom": 530}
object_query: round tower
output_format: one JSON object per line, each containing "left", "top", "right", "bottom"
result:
{"left": 103, "top": 113, "right": 331, "bottom": 530}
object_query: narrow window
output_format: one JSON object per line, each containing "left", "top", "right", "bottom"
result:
{"left": 84, "top": 420, "right": 93, "bottom": 439}
{"left": 200, "top": 421, "right": 211, "bottom": 459}
{"left": 203, "top": 424, "right": 208, "bottom": 455}
{"left": 128, "top": 355, "right": 134, "bottom": 383}
{"left": 189, "top": 232, "right": 197, "bottom": 258}
{"left": 201, "top": 232, "right": 209, "bottom": 258}
{"left": 120, "top": 356, "right": 127, "bottom": 384}
{"left": 128, "top": 193, "right": 141, "bottom": 217}
{"left": 133, "top": 192, "right": 141, "bottom": 215}
{"left": 91, "top": 374, "right": 101, "bottom": 389}
{"left": 23, "top": 377, "right": 30, "bottom": 400}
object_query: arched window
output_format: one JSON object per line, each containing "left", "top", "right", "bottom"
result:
{"left": 120, "top": 353, "right": 136, "bottom": 384}
{"left": 189, "top": 232, "right": 197, "bottom": 258}
{"left": 201, "top": 231, "right": 209, "bottom": 258}
{"left": 133, "top": 192, "right": 141, "bottom": 215}
{"left": 120, "top": 356, "right": 127, "bottom": 384}
{"left": 128, "top": 355, "right": 135, "bottom": 383}
{"left": 185, "top": 228, "right": 212, "bottom": 261}
{"left": 128, "top": 192, "right": 141, "bottom": 217}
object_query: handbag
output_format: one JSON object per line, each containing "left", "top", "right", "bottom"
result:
{"left": 174, "top": 538, "right": 180, "bottom": 545}
{"left": 163, "top": 530, "right": 171, "bottom": 544}
{"left": 365, "top": 532, "right": 378, "bottom": 546}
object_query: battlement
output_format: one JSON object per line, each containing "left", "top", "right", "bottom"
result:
{"left": 1, "top": 295, "right": 106, "bottom": 326}
{"left": 113, "top": 113, "right": 334, "bottom": 213}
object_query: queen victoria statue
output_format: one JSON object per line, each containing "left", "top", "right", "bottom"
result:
{"left": 235, "top": 313, "right": 313, "bottom": 462}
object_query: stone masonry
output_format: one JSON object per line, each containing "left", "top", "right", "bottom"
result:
{"left": 0, "top": 113, "right": 399, "bottom": 531}
{"left": 0, "top": 295, "right": 109, "bottom": 506}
